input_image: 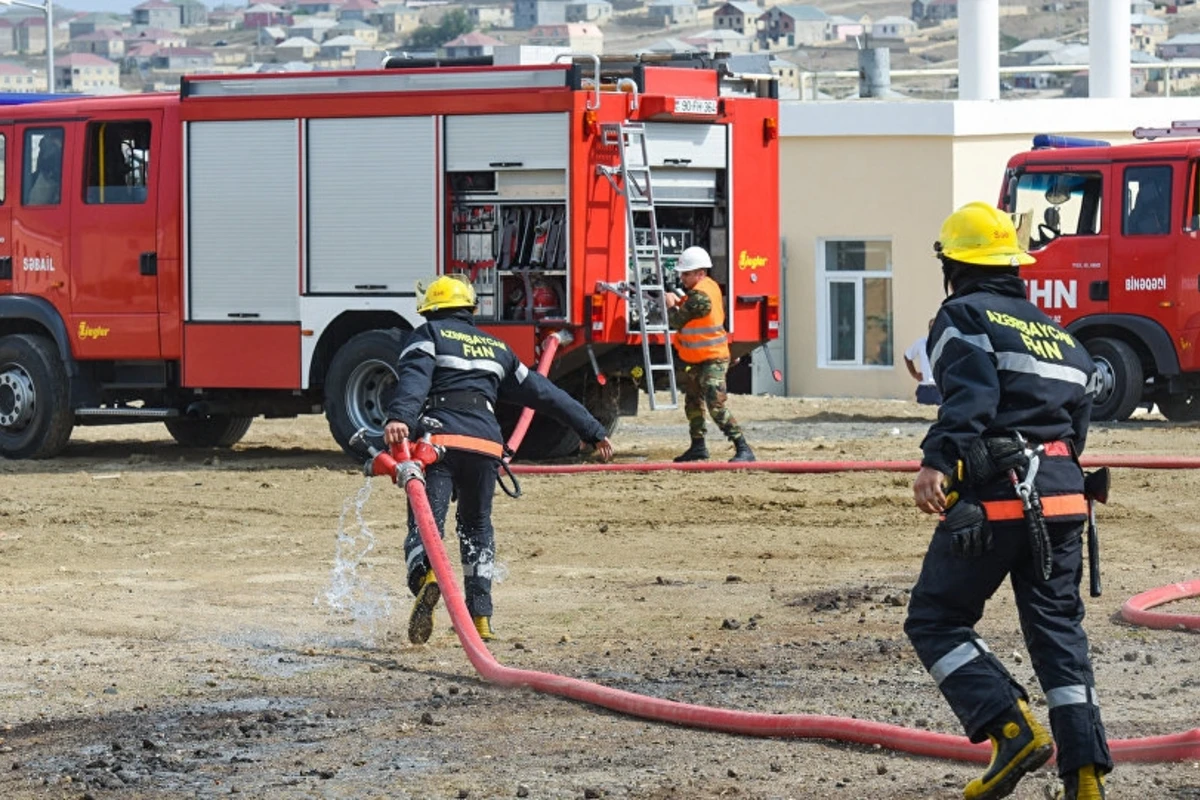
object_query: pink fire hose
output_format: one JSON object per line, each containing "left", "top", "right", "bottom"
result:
{"left": 362, "top": 444, "right": 1200, "bottom": 765}
{"left": 1121, "top": 580, "right": 1200, "bottom": 631}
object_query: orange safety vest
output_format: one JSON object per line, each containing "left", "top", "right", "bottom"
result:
{"left": 676, "top": 276, "right": 730, "bottom": 364}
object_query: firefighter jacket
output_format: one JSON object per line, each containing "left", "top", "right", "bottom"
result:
{"left": 671, "top": 276, "right": 731, "bottom": 364}
{"left": 921, "top": 273, "right": 1096, "bottom": 505}
{"left": 385, "top": 310, "right": 607, "bottom": 458}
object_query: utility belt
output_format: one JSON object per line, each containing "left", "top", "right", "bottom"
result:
{"left": 424, "top": 391, "right": 494, "bottom": 414}
{"left": 941, "top": 436, "right": 1084, "bottom": 580}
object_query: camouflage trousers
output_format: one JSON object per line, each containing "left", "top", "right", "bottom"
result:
{"left": 681, "top": 358, "right": 744, "bottom": 442}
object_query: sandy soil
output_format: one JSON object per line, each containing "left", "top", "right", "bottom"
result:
{"left": 0, "top": 395, "right": 1198, "bottom": 799}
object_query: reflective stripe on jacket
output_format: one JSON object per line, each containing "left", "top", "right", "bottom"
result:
{"left": 676, "top": 276, "right": 730, "bottom": 364}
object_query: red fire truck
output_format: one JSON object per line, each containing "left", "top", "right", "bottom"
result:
{"left": 0, "top": 55, "right": 780, "bottom": 460}
{"left": 1001, "top": 127, "right": 1200, "bottom": 422}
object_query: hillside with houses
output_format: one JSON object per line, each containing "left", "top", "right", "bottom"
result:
{"left": 1, "top": 0, "right": 1199, "bottom": 97}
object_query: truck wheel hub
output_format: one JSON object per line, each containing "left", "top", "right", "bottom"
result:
{"left": 1092, "top": 357, "right": 1116, "bottom": 405}
{"left": 0, "top": 369, "right": 35, "bottom": 429}
{"left": 342, "top": 359, "right": 397, "bottom": 435}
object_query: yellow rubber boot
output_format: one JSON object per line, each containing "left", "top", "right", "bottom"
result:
{"left": 473, "top": 615, "right": 495, "bottom": 641}
{"left": 407, "top": 571, "right": 440, "bottom": 645}
{"left": 1050, "top": 765, "right": 1106, "bottom": 800}
{"left": 964, "top": 699, "right": 1054, "bottom": 800}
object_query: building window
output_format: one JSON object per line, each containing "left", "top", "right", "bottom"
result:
{"left": 818, "top": 238, "right": 893, "bottom": 367}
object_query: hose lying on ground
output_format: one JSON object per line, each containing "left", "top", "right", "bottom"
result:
{"left": 402, "top": 469, "right": 1200, "bottom": 764}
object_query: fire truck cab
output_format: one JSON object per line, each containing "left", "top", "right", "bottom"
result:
{"left": 0, "top": 56, "right": 780, "bottom": 460}
{"left": 1001, "top": 127, "right": 1200, "bottom": 422}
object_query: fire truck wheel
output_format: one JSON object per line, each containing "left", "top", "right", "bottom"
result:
{"left": 1087, "top": 337, "right": 1143, "bottom": 422}
{"left": 164, "top": 415, "right": 253, "bottom": 448}
{"left": 0, "top": 333, "right": 74, "bottom": 459}
{"left": 324, "top": 328, "right": 406, "bottom": 457}
{"left": 1156, "top": 393, "right": 1200, "bottom": 422}
{"left": 502, "top": 376, "right": 623, "bottom": 461}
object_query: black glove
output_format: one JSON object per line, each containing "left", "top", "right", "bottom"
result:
{"left": 938, "top": 499, "right": 992, "bottom": 558}
{"left": 963, "top": 437, "right": 1027, "bottom": 485}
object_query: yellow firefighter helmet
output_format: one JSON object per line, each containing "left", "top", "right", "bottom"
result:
{"left": 935, "top": 202, "right": 1036, "bottom": 267}
{"left": 416, "top": 274, "right": 477, "bottom": 314}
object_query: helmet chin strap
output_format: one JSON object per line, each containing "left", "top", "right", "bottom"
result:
{"left": 940, "top": 257, "right": 956, "bottom": 296}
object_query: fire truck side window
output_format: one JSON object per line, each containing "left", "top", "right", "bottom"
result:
{"left": 84, "top": 121, "right": 150, "bottom": 205}
{"left": 1123, "top": 165, "right": 1171, "bottom": 237}
{"left": 22, "top": 127, "right": 63, "bottom": 207}
{"left": 1012, "top": 171, "right": 1102, "bottom": 250}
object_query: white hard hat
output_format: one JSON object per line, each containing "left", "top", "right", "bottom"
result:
{"left": 674, "top": 246, "right": 712, "bottom": 273}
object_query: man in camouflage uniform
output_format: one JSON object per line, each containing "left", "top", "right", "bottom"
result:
{"left": 664, "top": 247, "right": 755, "bottom": 463}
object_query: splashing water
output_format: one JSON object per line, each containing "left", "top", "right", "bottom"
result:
{"left": 320, "top": 476, "right": 393, "bottom": 644}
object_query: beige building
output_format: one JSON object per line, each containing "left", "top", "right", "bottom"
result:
{"left": 776, "top": 98, "right": 1186, "bottom": 401}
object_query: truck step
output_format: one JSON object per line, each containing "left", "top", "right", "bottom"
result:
{"left": 74, "top": 407, "right": 180, "bottom": 419}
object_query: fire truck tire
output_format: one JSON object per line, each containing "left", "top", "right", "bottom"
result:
{"left": 164, "top": 415, "right": 253, "bottom": 448}
{"left": 1087, "top": 337, "right": 1143, "bottom": 422}
{"left": 504, "top": 377, "right": 623, "bottom": 461}
{"left": 1156, "top": 393, "right": 1200, "bottom": 422}
{"left": 0, "top": 333, "right": 74, "bottom": 459}
{"left": 324, "top": 328, "right": 406, "bottom": 457}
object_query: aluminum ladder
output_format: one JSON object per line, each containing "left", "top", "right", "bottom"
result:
{"left": 597, "top": 122, "right": 679, "bottom": 410}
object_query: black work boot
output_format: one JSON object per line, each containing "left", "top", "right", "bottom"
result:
{"left": 729, "top": 437, "right": 756, "bottom": 463}
{"left": 673, "top": 438, "right": 709, "bottom": 462}
{"left": 964, "top": 699, "right": 1053, "bottom": 800}
{"left": 1049, "top": 765, "right": 1106, "bottom": 800}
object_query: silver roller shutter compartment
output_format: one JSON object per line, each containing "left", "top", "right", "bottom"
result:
{"left": 445, "top": 113, "right": 568, "bottom": 171}
{"left": 308, "top": 116, "right": 436, "bottom": 294}
{"left": 188, "top": 120, "right": 300, "bottom": 322}
{"left": 643, "top": 123, "right": 727, "bottom": 169}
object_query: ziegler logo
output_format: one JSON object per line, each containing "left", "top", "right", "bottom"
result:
{"left": 78, "top": 321, "right": 110, "bottom": 340}
{"left": 1125, "top": 275, "right": 1166, "bottom": 292}
{"left": 737, "top": 250, "right": 768, "bottom": 270}
{"left": 22, "top": 256, "right": 54, "bottom": 272}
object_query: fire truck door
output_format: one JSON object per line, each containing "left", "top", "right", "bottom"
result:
{"left": 1109, "top": 163, "right": 1175, "bottom": 332}
{"left": 68, "top": 114, "right": 162, "bottom": 360}
{"left": 0, "top": 125, "right": 11, "bottom": 289}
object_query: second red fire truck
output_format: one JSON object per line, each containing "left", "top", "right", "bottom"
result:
{"left": 0, "top": 54, "right": 780, "bottom": 460}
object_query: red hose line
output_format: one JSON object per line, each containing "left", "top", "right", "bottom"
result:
{"left": 402, "top": 477, "right": 1200, "bottom": 764}
{"left": 1121, "top": 580, "right": 1200, "bottom": 630}
{"left": 510, "top": 455, "right": 1200, "bottom": 475}
{"left": 504, "top": 332, "right": 563, "bottom": 461}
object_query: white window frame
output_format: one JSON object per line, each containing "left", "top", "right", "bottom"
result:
{"left": 816, "top": 235, "right": 894, "bottom": 369}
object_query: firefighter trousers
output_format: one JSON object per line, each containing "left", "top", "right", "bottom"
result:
{"left": 405, "top": 448, "right": 498, "bottom": 618}
{"left": 904, "top": 517, "right": 1113, "bottom": 776}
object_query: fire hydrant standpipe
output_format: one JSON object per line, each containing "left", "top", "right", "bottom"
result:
{"left": 386, "top": 455, "right": 1200, "bottom": 765}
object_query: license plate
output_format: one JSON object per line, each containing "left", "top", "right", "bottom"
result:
{"left": 674, "top": 97, "right": 718, "bottom": 115}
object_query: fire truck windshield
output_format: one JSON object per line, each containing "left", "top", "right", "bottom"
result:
{"left": 1010, "top": 171, "right": 1103, "bottom": 251}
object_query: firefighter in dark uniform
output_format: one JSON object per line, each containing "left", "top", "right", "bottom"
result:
{"left": 384, "top": 275, "right": 614, "bottom": 644}
{"left": 905, "top": 203, "right": 1111, "bottom": 800}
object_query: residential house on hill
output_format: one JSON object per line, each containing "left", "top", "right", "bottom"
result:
{"left": 566, "top": 0, "right": 611, "bottom": 24}
{"left": 515, "top": 0, "right": 567, "bottom": 31}
{"left": 373, "top": 5, "right": 421, "bottom": 34}
{"left": 320, "top": 33, "right": 366, "bottom": 60}
{"left": 1131, "top": 13, "right": 1168, "bottom": 54}
{"left": 258, "top": 25, "right": 288, "bottom": 44}
{"left": 55, "top": 52, "right": 119, "bottom": 92}
{"left": 647, "top": 0, "right": 698, "bottom": 26}
{"left": 0, "top": 61, "right": 38, "bottom": 92}
{"left": 207, "top": 8, "right": 242, "bottom": 29}
{"left": 640, "top": 37, "right": 698, "bottom": 54}
{"left": 133, "top": 0, "right": 183, "bottom": 30}
{"left": 171, "top": 0, "right": 210, "bottom": 28}
{"left": 1003, "top": 38, "right": 1062, "bottom": 66}
{"left": 760, "top": 5, "right": 828, "bottom": 48}
{"left": 469, "top": 6, "right": 514, "bottom": 28}
{"left": 912, "top": 0, "right": 957, "bottom": 22}
{"left": 871, "top": 16, "right": 918, "bottom": 39}
{"left": 153, "top": 46, "right": 216, "bottom": 71}
{"left": 328, "top": 18, "right": 379, "bottom": 45}
{"left": 289, "top": 16, "right": 337, "bottom": 42}
{"left": 714, "top": 2, "right": 763, "bottom": 36}
{"left": 0, "top": 19, "right": 15, "bottom": 56}
{"left": 71, "top": 29, "right": 126, "bottom": 60}
{"left": 68, "top": 13, "right": 123, "bottom": 40}
{"left": 125, "top": 41, "right": 159, "bottom": 71}
{"left": 528, "top": 22, "right": 602, "bottom": 53}
{"left": 14, "top": 16, "right": 48, "bottom": 56}
{"left": 1159, "top": 32, "right": 1200, "bottom": 59}
{"left": 337, "top": 0, "right": 380, "bottom": 23}
{"left": 685, "top": 28, "right": 753, "bottom": 53}
{"left": 127, "top": 27, "right": 187, "bottom": 49}
{"left": 826, "top": 14, "right": 865, "bottom": 41}
{"left": 244, "top": 4, "right": 294, "bottom": 29}
{"left": 292, "top": 0, "right": 346, "bottom": 14}
{"left": 275, "top": 36, "right": 321, "bottom": 60}
{"left": 443, "top": 31, "right": 504, "bottom": 58}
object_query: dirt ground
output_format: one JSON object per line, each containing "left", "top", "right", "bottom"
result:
{"left": 1, "top": 395, "right": 1198, "bottom": 800}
